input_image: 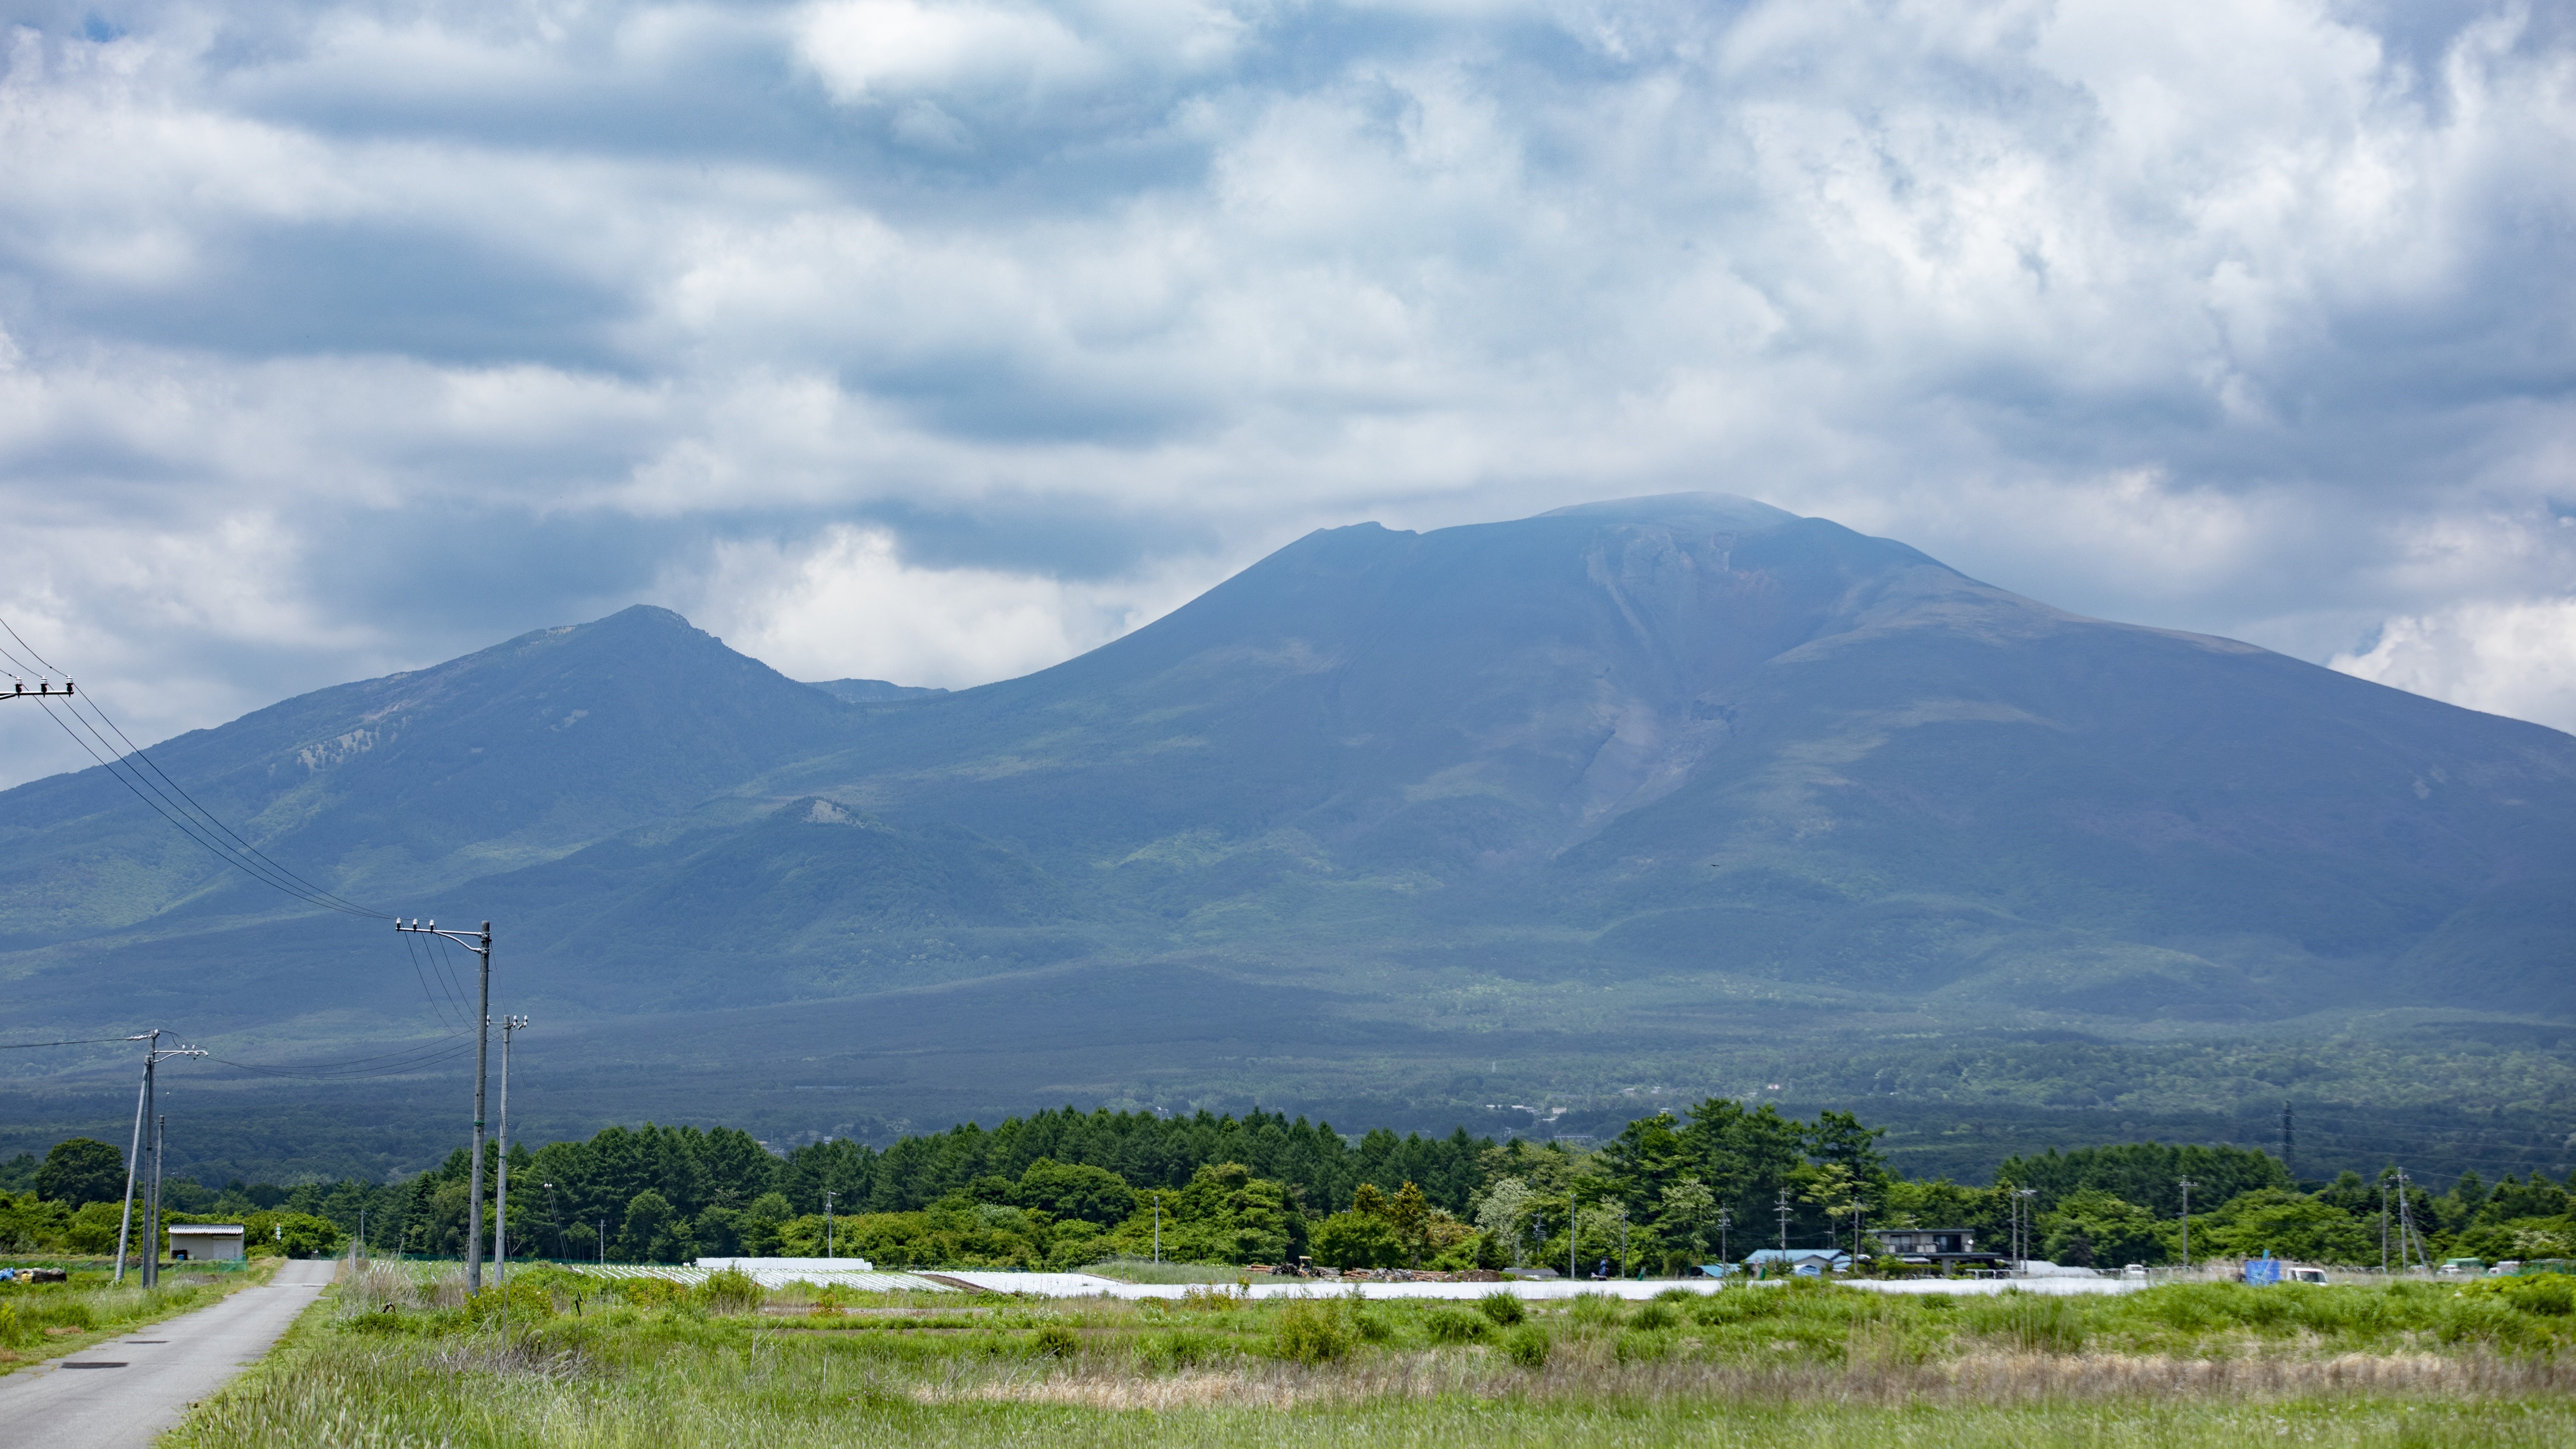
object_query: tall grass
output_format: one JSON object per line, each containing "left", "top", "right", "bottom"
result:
{"left": 0, "top": 1263, "right": 265, "bottom": 1370}
{"left": 168, "top": 1274, "right": 2576, "bottom": 1447}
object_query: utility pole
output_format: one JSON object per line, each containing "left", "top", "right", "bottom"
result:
{"left": 2280, "top": 1101, "right": 2295, "bottom": 1182}
{"left": 824, "top": 1190, "right": 835, "bottom": 1260}
{"left": 398, "top": 918, "right": 493, "bottom": 1292}
{"left": 1717, "top": 1208, "right": 1732, "bottom": 1266}
{"left": 2178, "top": 1178, "right": 2198, "bottom": 1272}
{"left": 494, "top": 1015, "right": 528, "bottom": 1287}
{"left": 150, "top": 1113, "right": 166, "bottom": 1280}
{"left": 2380, "top": 1178, "right": 2389, "bottom": 1273}
{"left": 1775, "top": 1187, "right": 1791, "bottom": 1253}
{"left": 1571, "top": 1198, "right": 1580, "bottom": 1281}
{"left": 112, "top": 1031, "right": 202, "bottom": 1286}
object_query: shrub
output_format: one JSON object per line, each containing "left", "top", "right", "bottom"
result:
{"left": 1031, "top": 1324, "right": 1080, "bottom": 1358}
{"left": 1629, "top": 1300, "right": 1677, "bottom": 1331}
{"left": 1274, "top": 1298, "right": 1351, "bottom": 1364}
{"left": 1424, "top": 1309, "right": 1488, "bottom": 1344}
{"left": 611, "top": 1275, "right": 688, "bottom": 1310}
{"left": 1613, "top": 1327, "right": 1673, "bottom": 1363}
{"left": 1476, "top": 1292, "right": 1526, "bottom": 1326}
{"left": 693, "top": 1268, "right": 764, "bottom": 1316}
{"left": 1143, "top": 1328, "right": 1215, "bottom": 1369}
{"left": 462, "top": 1279, "right": 555, "bottom": 1328}
{"left": 1695, "top": 1288, "right": 1782, "bottom": 1326}
{"left": 1347, "top": 1302, "right": 1392, "bottom": 1342}
{"left": 1567, "top": 1293, "right": 1624, "bottom": 1330}
{"left": 1503, "top": 1323, "right": 1550, "bottom": 1368}
{"left": 1310, "top": 1212, "right": 1403, "bottom": 1270}
{"left": 1978, "top": 1292, "right": 2086, "bottom": 1354}
{"left": 1654, "top": 1285, "right": 1698, "bottom": 1303}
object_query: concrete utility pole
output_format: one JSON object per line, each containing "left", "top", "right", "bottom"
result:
{"left": 1716, "top": 1208, "right": 1731, "bottom": 1266}
{"left": 2012, "top": 1188, "right": 2037, "bottom": 1274}
{"left": 150, "top": 1113, "right": 166, "bottom": 1279}
{"left": 113, "top": 1031, "right": 203, "bottom": 1286}
{"left": 1775, "top": 1187, "right": 1791, "bottom": 1253}
{"left": 398, "top": 918, "right": 493, "bottom": 1291}
{"left": 494, "top": 1015, "right": 528, "bottom": 1286}
{"left": 825, "top": 1190, "right": 835, "bottom": 1260}
{"left": 2178, "top": 1178, "right": 2199, "bottom": 1271}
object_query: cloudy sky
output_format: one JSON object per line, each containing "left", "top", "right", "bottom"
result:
{"left": 2, "top": 0, "right": 2572, "bottom": 787}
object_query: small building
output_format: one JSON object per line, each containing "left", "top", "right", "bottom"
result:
{"left": 1874, "top": 1227, "right": 2006, "bottom": 1271}
{"left": 168, "top": 1223, "right": 246, "bottom": 1261}
{"left": 1877, "top": 1228, "right": 1974, "bottom": 1256}
{"left": 1741, "top": 1248, "right": 1851, "bottom": 1276}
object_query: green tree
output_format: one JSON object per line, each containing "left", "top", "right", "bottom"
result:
{"left": 2039, "top": 1190, "right": 2165, "bottom": 1268}
{"left": 1387, "top": 1182, "right": 1433, "bottom": 1268}
{"left": 1012, "top": 1159, "right": 1137, "bottom": 1225}
{"left": 1474, "top": 1177, "right": 1538, "bottom": 1265}
{"left": 37, "top": 1138, "right": 124, "bottom": 1208}
{"left": 1310, "top": 1211, "right": 1403, "bottom": 1268}
{"left": 1105, "top": 1163, "right": 1293, "bottom": 1264}
{"left": 620, "top": 1190, "right": 694, "bottom": 1264}
{"left": 243, "top": 1210, "right": 343, "bottom": 1259}
{"left": 1658, "top": 1177, "right": 1717, "bottom": 1262}
{"left": 2182, "top": 1189, "right": 2378, "bottom": 1265}
{"left": 743, "top": 1192, "right": 794, "bottom": 1255}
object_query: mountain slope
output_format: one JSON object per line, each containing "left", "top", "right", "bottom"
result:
{"left": 3, "top": 495, "right": 2573, "bottom": 1159}
{"left": 0, "top": 607, "right": 857, "bottom": 946}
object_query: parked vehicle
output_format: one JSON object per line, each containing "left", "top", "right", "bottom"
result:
{"left": 2437, "top": 1257, "right": 2485, "bottom": 1277}
{"left": 2121, "top": 1264, "right": 2149, "bottom": 1280}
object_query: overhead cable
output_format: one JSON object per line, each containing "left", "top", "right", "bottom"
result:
{"left": 1, "top": 613, "right": 387, "bottom": 919}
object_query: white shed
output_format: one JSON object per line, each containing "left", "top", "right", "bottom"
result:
{"left": 168, "top": 1223, "right": 246, "bottom": 1261}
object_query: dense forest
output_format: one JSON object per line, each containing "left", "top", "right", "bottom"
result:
{"left": 6, "top": 1101, "right": 2568, "bottom": 1274}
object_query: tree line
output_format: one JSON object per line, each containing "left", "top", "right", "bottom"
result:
{"left": 7, "top": 1101, "right": 2570, "bottom": 1272}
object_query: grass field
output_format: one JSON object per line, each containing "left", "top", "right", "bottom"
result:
{"left": 167, "top": 1262, "right": 2576, "bottom": 1447}
{"left": 0, "top": 1256, "right": 273, "bottom": 1375}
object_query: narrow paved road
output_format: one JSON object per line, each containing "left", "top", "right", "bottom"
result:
{"left": 0, "top": 1258, "right": 336, "bottom": 1448}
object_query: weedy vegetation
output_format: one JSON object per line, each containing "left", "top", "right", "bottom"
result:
{"left": 0, "top": 1257, "right": 272, "bottom": 1372}
{"left": 160, "top": 1265, "right": 2576, "bottom": 1446}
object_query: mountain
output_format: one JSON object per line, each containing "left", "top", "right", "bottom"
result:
{"left": 807, "top": 679, "right": 951, "bottom": 704}
{"left": 5, "top": 495, "right": 2573, "bottom": 1180}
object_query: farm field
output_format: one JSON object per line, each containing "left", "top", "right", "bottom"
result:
{"left": 167, "top": 1261, "right": 2576, "bottom": 1447}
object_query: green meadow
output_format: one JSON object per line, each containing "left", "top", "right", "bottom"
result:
{"left": 167, "top": 1263, "right": 2576, "bottom": 1447}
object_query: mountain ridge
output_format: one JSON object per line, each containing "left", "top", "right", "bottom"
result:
{"left": 3, "top": 493, "right": 2571, "bottom": 1173}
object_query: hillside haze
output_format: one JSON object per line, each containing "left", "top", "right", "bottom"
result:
{"left": 5, "top": 495, "right": 2573, "bottom": 1179}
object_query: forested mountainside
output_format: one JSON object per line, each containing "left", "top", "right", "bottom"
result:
{"left": 4, "top": 495, "right": 2571, "bottom": 1184}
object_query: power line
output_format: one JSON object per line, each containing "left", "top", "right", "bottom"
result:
{"left": 207, "top": 1035, "right": 475, "bottom": 1079}
{"left": 0, "top": 1035, "right": 142, "bottom": 1050}
{"left": 74, "top": 689, "right": 385, "bottom": 918}
{"left": 2, "top": 613, "right": 386, "bottom": 919}
{"left": 29, "top": 696, "right": 381, "bottom": 918}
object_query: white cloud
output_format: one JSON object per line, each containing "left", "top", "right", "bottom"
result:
{"left": 676, "top": 523, "right": 1217, "bottom": 687}
{"left": 2334, "top": 596, "right": 2576, "bottom": 733}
